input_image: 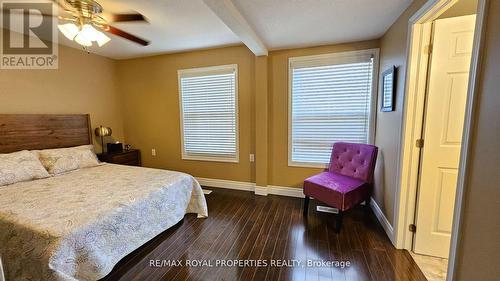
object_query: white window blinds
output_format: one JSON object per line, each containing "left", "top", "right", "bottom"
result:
{"left": 289, "top": 51, "right": 376, "bottom": 166}
{"left": 179, "top": 64, "right": 238, "bottom": 162}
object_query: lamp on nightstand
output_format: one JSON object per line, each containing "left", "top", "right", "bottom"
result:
{"left": 94, "top": 125, "right": 112, "bottom": 153}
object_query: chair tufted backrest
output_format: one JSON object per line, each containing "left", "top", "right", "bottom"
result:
{"left": 328, "top": 142, "right": 378, "bottom": 183}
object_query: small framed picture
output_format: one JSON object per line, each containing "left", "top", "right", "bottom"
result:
{"left": 381, "top": 66, "right": 397, "bottom": 112}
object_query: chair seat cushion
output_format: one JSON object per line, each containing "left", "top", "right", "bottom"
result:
{"left": 303, "top": 171, "right": 370, "bottom": 211}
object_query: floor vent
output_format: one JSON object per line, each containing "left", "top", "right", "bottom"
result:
{"left": 316, "top": 206, "right": 339, "bottom": 214}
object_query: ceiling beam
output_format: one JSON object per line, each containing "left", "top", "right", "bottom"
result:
{"left": 203, "top": 0, "right": 268, "bottom": 56}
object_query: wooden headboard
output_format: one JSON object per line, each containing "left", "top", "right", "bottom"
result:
{"left": 0, "top": 114, "right": 92, "bottom": 153}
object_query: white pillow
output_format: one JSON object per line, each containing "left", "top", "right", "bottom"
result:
{"left": 0, "top": 150, "right": 50, "bottom": 186}
{"left": 37, "top": 145, "right": 100, "bottom": 175}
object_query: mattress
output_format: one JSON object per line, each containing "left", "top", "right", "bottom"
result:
{"left": 0, "top": 164, "right": 208, "bottom": 281}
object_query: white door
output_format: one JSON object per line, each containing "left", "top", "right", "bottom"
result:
{"left": 413, "top": 15, "right": 476, "bottom": 258}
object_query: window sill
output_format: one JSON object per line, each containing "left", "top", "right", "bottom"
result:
{"left": 182, "top": 155, "right": 239, "bottom": 163}
{"left": 288, "top": 161, "right": 328, "bottom": 169}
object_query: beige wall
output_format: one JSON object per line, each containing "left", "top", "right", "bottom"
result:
{"left": 116, "top": 45, "right": 256, "bottom": 182}
{"left": 268, "top": 40, "right": 380, "bottom": 187}
{"left": 373, "top": 0, "right": 427, "bottom": 225}
{"left": 455, "top": 1, "right": 500, "bottom": 280}
{"left": 116, "top": 41, "right": 380, "bottom": 186}
{"left": 373, "top": 0, "right": 480, "bottom": 228}
{"left": 374, "top": 3, "right": 500, "bottom": 279}
{"left": 367, "top": 0, "right": 500, "bottom": 278}
{"left": 0, "top": 43, "right": 124, "bottom": 152}
{"left": 0, "top": 32, "right": 379, "bottom": 187}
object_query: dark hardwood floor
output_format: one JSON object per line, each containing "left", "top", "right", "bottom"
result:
{"left": 102, "top": 188, "right": 427, "bottom": 281}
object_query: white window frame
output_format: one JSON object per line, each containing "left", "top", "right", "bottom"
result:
{"left": 178, "top": 64, "right": 239, "bottom": 163}
{"left": 287, "top": 49, "right": 380, "bottom": 168}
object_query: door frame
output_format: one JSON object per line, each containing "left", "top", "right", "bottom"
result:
{"left": 393, "top": 0, "right": 489, "bottom": 280}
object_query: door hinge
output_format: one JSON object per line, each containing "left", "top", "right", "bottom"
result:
{"left": 409, "top": 224, "right": 417, "bottom": 233}
{"left": 425, "top": 44, "right": 433, "bottom": 55}
{"left": 416, "top": 139, "right": 424, "bottom": 148}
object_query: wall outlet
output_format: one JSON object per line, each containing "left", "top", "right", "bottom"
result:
{"left": 249, "top": 154, "right": 255, "bottom": 162}
{"left": 151, "top": 149, "right": 157, "bottom": 156}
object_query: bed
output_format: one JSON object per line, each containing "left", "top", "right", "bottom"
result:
{"left": 0, "top": 114, "right": 208, "bottom": 281}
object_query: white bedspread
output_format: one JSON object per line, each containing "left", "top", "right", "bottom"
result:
{"left": 0, "top": 164, "right": 208, "bottom": 281}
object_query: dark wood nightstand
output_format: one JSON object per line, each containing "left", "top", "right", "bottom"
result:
{"left": 97, "top": 149, "right": 141, "bottom": 167}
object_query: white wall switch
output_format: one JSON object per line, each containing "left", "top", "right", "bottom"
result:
{"left": 249, "top": 154, "right": 255, "bottom": 162}
{"left": 151, "top": 149, "right": 156, "bottom": 156}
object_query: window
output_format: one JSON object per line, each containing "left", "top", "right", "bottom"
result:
{"left": 179, "top": 64, "right": 238, "bottom": 162}
{"left": 289, "top": 49, "right": 378, "bottom": 167}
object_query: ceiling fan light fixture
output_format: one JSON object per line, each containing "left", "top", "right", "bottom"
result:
{"left": 96, "top": 32, "right": 111, "bottom": 47}
{"left": 56, "top": 0, "right": 148, "bottom": 47}
{"left": 80, "top": 24, "right": 100, "bottom": 40}
{"left": 58, "top": 22, "right": 110, "bottom": 47}
{"left": 74, "top": 32, "right": 93, "bottom": 47}
{"left": 58, "top": 23, "right": 79, "bottom": 40}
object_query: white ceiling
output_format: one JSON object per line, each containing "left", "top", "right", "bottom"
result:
{"left": 72, "top": 0, "right": 242, "bottom": 59}
{"left": 1, "top": 0, "right": 413, "bottom": 59}
{"left": 232, "top": 0, "right": 414, "bottom": 50}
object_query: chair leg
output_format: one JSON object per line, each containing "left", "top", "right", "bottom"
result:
{"left": 363, "top": 200, "right": 371, "bottom": 215}
{"left": 303, "top": 196, "right": 310, "bottom": 216}
{"left": 335, "top": 211, "right": 343, "bottom": 233}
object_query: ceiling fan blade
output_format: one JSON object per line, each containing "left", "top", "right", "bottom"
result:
{"left": 110, "top": 13, "right": 147, "bottom": 22}
{"left": 107, "top": 25, "right": 150, "bottom": 46}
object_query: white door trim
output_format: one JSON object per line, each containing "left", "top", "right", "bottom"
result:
{"left": 393, "top": 1, "right": 489, "bottom": 281}
{"left": 447, "top": 1, "right": 488, "bottom": 280}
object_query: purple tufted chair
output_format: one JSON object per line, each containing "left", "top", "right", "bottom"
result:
{"left": 303, "top": 142, "right": 378, "bottom": 232}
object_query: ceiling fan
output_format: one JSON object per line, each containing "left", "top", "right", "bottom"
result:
{"left": 55, "top": 0, "right": 150, "bottom": 48}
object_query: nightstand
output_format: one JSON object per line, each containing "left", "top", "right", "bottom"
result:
{"left": 97, "top": 149, "right": 141, "bottom": 167}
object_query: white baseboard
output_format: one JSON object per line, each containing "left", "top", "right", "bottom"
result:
{"left": 195, "top": 177, "right": 304, "bottom": 198}
{"left": 0, "top": 256, "right": 4, "bottom": 281}
{"left": 254, "top": 185, "right": 268, "bottom": 196}
{"left": 195, "top": 177, "right": 254, "bottom": 191}
{"left": 369, "top": 197, "right": 395, "bottom": 243}
{"left": 267, "top": 185, "right": 305, "bottom": 198}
